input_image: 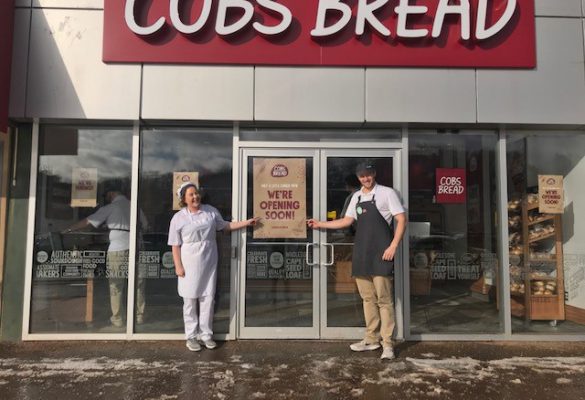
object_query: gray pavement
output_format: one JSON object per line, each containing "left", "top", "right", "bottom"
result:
{"left": 1, "top": 340, "right": 585, "bottom": 399}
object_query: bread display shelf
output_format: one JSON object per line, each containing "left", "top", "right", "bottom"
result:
{"left": 529, "top": 276, "right": 556, "bottom": 281}
{"left": 528, "top": 258, "right": 556, "bottom": 264}
{"left": 528, "top": 232, "right": 556, "bottom": 243}
{"left": 528, "top": 215, "right": 555, "bottom": 226}
{"left": 508, "top": 195, "right": 565, "bottom": 322}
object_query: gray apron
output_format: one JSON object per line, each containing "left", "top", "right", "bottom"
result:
{"left": 352, "top": 195, "right": 394, "bottom": 276}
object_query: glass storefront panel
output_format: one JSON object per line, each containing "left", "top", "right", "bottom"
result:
{"left": 409, "top": 131, "right": 501, "bottom": 334}
{"left": 244, "top": 156, "right": 314, "bottom": 328}
{"left": 31, "top": 126, "right": 132, "bottom": 333}
{"left": 507, "top": 131, "right": 585, "bottom": 334}
{"left": 136, "top": 128, "right": 233, "bottom": 334}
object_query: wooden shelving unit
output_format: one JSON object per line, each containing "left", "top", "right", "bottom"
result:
{"left": 508, "top": 195, "right": 565, "bottom": 323}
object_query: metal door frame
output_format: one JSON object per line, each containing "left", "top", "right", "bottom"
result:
{"left": 319, "top": 149, "right": 402, "bottom": 340}
{"left": 239, "top": 148, "right": 321, "bottom": 339}
{"left": 237, "top": 144, "right": 403, "bottom": 339}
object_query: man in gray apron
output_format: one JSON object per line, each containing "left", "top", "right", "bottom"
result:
{"left": 308, "top": 162, "right": 406, "bottom": 360}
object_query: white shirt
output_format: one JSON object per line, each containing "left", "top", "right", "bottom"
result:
{"left": 87, "top": 194, "right": 130, "bottom": 252}
{"left": 344, "top": 184, "right": 405, "bottom": 224}
{"left": 167, "top": 205, "right": 229, "bottom": 246}
{"left": 167, "top": 205, "right": 230, "bottom": 298}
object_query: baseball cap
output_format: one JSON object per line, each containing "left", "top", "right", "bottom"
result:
{"left": 103, "top": 182, "right": 123, "bottom": 195}
{"left": 355, "top": 162, "right": 376, "bottom": 176}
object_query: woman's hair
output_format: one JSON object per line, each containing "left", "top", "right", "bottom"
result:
{"left": 178, "top": 183, "right": 199, "bottom": 208}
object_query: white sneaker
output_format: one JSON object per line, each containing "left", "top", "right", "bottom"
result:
{"left": 110, "top": 317, "right": 124, "bottom": 328}
{"left": 350, "top": 340, "right": 381, "bottom": 352}
{"left": 381, "top": 346, "right": 395, "bottom": 360}
{"left": 186, "top": 338, "right": 202, "bottom": 352}
{"left": 200, "top": 338, "right": 217, "bottom": 350}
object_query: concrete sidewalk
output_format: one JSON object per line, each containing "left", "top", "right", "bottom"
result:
{"left": 1, "top": 340, "right": 585, "bottom": 399}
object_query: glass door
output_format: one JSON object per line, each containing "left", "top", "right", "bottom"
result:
{"left": 319, "top": 150, "right": 401, "bottom": 339}
{"left": 239, "top": 148, "right": 401, "bottom": 339}
{"left": 239, "top": 149, "right": 319, "bottom": 338}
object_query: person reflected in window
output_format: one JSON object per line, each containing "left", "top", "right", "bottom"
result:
{"left": 168, "top": 182, "right": 259, "bottom": 352}
{"left": 65, "top": 183, "right": 146, "bottom": 328}
{"left": 308, "top": 163, "right": 407, "bottom": 361}
{"left": 340, "top": 174, "right": 361, "bottom": 239}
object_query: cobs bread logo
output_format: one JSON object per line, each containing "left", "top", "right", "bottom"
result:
{"left": 271, "top": 164, "right": 288, "bottom": 178}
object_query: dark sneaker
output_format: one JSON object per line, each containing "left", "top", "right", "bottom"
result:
{"left": 186, "top": 338, "right": 202, "bottom": 352}
{"left": 350, "top": 340, "right": 381, "bottom": 352}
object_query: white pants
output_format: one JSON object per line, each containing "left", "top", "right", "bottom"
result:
{"left": 183, "top": 296, "right": 214, "bottom": 341}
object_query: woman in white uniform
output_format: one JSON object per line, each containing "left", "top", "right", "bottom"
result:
{"left": 168, "top": 182, "right": 258, "bottom": 352}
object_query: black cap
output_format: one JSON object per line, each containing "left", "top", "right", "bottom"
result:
{"left": 103, "top": 182, "right": 123, "bottom": 195}
{"left": 355, "top": 162, "right": 376, "bottom": 176}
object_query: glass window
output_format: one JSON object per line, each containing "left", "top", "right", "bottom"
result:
{"left": 240, "top": 128, "right": 401, "bottom": 142}
{"left": 136, "top": 128, "right": 233, "bottom": 334}
{"left": 31, "top": 126, "right": 133, "bottom": 333}
{"left": 507, "top": 131, "right": 585, "bottom": 334}
{"left": 409, "top": 131, "right": 501, "bottom": 334}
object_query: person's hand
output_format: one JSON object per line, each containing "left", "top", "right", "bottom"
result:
{"left": 382, "top": 245, "right": 397, "bottom": 261}
{"left": 307, "top": 219, "right": 321, "bottom": 229}
{"left": 247, "top": 217, "right": 261, "bottom": 226}
{"left": 175, "top": 265, "right": 185, "bottom": 277}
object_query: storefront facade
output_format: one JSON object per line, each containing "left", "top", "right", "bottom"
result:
{"left": 0, "top": 0, "right": 15, "bottom": 335}
{"left": 3, "top": 0, "right": 585, "bottom": 341}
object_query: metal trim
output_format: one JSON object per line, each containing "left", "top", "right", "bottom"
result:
{"left": 498, "top": 127, "right": 513, "bottom": 335}
{"left": 21, "top": 119, "right": 39, "bottom": 340}
{"left": 126, "top": 122, "right": 140, "bottom": 337}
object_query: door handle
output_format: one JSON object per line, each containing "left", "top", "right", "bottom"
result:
{"left": 305, "top": 243, "right": 318, "bottom": 266}
{"left": 322, "top": 243, "right": 334, "bottom": 266}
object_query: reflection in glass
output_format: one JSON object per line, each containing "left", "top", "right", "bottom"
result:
{"left": 409, "top": 132, "right": 501, "bottom": 334}
{"left": 507, "top": 132, "right": 585, "bottom": 334}
{"left": 136, "top": 128, "right": 233, "bottom": 333}
{"left": 31, "top": 126, "right": 132, "bottom": 333}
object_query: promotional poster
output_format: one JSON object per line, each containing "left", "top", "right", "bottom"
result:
{"left": 253, "top": 158, "right": 307, "bottom": 239}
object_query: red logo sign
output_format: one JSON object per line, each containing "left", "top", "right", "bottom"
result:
{"left": 103, "top": 0, "right": 535, "bottom": 68}
{"left": 436, "top": 168, "right": 466, "bottom": 204}
{"left": 271, "top": 164, "right": 289, "bottom": 177}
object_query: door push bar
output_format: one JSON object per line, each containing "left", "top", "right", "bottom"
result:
{"left": 322, "top": 243, "right": 335, "bottom": 266}
{"left": 305, "top": 243, "right": 319, "bottom": 266}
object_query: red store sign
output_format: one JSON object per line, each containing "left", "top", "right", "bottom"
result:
{"left": 436, "top": 168, "right": 466, "bottom": 204}
{"left": 103, "top": 0, "right": 536, "bottom": 67}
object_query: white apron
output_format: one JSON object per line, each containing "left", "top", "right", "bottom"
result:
{"left": 178, "top": 210, "right": 219, "bottom": 299}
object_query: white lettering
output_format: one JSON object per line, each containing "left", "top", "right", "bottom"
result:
{"left": 394, "top": 0, "right": 429, "bottom": 38}
{"left": 125, "top": 0, "right": 165, "bottom": 35}
{"left": 253, "top": 0, "right": 293, "bottom": 35}
{"left": 432, "top": 0, "right": 470, "bottom": 40}
{"left": 216, "top": 0, "right": 255, "bottom": 36}
{"left": 170, "top": 0, "right": 213, "bottom": 34}
{"left": 123, "top": 0, "right": 518, "bottom": 41}
{"left": 476, "top": 0, "right": 517, "bottom": 40}
{"left": 440, "top": 176, "right": 462, "bottom": 185}
{"left": 356, "top": 0, "right": 390, "bottom": 37}
{"left": 311, "top": 0, "right": 352, "bottom": 37}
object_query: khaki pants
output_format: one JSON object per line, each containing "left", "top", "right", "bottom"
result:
{"left": 355, "top": 275, "right": 395, "bottom": 348}
{"left": 107, "top": 250, "right": 145, "bottom": 325}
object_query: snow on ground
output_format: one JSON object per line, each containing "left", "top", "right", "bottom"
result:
{"left": 0, "top": 355, "right": 584, "bottom": 398}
